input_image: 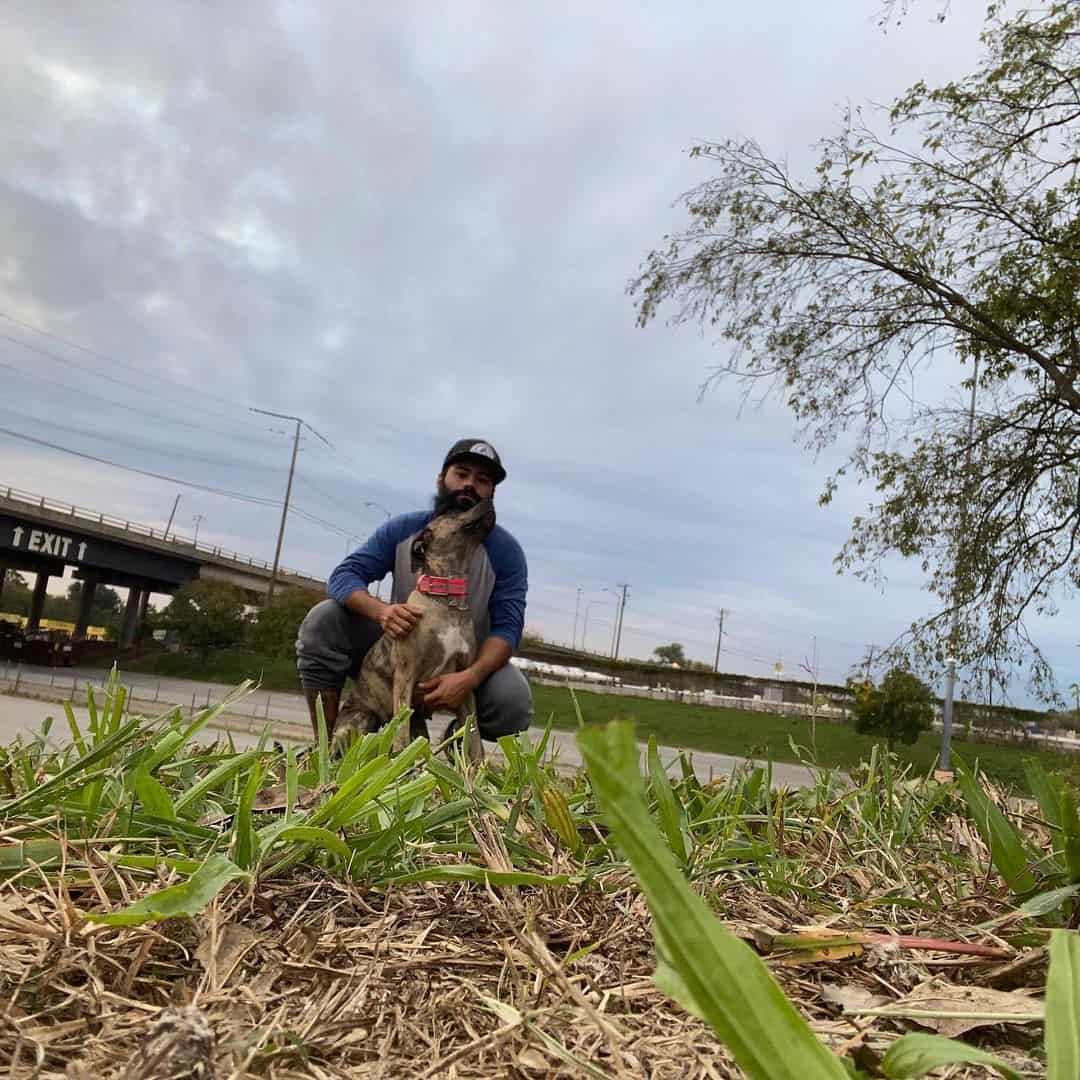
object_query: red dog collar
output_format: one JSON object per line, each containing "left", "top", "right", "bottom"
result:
{"left": 416, "top": 574, "right": 468, "bottom": 600}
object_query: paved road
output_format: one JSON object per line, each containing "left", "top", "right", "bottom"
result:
{"left": 0, "top": 662, "right": 824, "bottom": 788}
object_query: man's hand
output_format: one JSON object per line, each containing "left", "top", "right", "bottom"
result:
{"left": 379, "top": 602, "right": 423, "bottom": 640}
{"left": 420, "top": 669, "right": 479, "bottom": 711}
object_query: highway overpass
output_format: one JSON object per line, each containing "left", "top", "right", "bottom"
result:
{"left": 0, "top": 485, "right": 326, "bottom": 644}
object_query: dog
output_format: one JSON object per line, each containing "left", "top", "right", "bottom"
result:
{"left": 331, "top": 497, "right": 495, "bottom": 760}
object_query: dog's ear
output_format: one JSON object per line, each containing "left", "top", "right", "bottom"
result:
{"left": 410, "top": 530, "right": 430, "bottom": 573}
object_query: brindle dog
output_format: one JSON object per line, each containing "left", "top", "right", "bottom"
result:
{"left": 331, "top": 497, "right": 495, "bottom": 759}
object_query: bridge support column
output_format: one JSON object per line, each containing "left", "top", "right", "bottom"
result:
{"left": 73, "top": 575, "right": 99, "bottom": 641}
{"left": 137, "top": 589, "right": 151, "bottom": 637}
{"left": 0, "top": 563, "right": 7, "bottom": 610}
{"left": 26, "top": 571, "right": 49, "bottom": 632}
{"left": 120, "top": 586, "right": 142, "bottom": 647}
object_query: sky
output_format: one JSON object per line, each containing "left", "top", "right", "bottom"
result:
{"left": 2, "top": 1, "right": 1071, "bottom": 701}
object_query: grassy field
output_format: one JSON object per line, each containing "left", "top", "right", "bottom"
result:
{"left": 533, "top": 684, "right": 1076, "bottom": 789}
{"left": 124, "top": 649, "right": 1077, "bottom": 791}
{"left": 128, "top": 646, "right": 299, "bottom": 689}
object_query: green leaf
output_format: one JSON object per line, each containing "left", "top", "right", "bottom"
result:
{"left": 981, "top": 884, "right": 1080, "bottom": 930}
{"left": 1047, "top": 930, "right": 1080, "bottom": 1080}
{"left": 648, "top": 735, "right": 688, "bottom": 865}
{"left": 88, "top": 853, "right": 248, "bottom": 926}
{"left": 578, "top": 721, "right": 846, "bottom": 1080}
{"left": 956, "top": 762, "right": 1037, "bottom": 895}
{"left": 881, "top": 1033, "right": 1022, "bottom": 1080}
{"left": 274, "top": 825, "right": 351, "bottom": 864}
{"left": 135, "top": 770, "right": 175, "bottom": 821}
{"left": 232, "top": 761, "right": 263, "bottom": 870}
{"left": 173, "top": 751, "right": 261, "bottom": 816}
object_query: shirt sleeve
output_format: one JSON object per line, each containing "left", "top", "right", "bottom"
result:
{"left": 486, "top": 529, "right": 528, "bottom": 650}
{"left": 326, "top": 513, "right": 427, "bottom": 605}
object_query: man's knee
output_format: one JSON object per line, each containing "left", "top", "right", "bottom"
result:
{"left": 296, "top": 598, "right": 379, "bottom": 689}
{"left": 476, "top": 665, "right": 533, "bottom": 740}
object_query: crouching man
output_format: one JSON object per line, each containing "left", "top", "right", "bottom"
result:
{"left": 296, "top": 438, "right": 533, "bottom": 741}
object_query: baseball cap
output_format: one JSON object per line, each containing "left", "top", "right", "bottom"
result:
{"left": 442, "top": 438, "right": 507, "bottom": 484}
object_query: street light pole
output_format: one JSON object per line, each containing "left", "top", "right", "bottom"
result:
{"left": 192, "top": 514, "right": 206, "bottom": 547}
{"left": 572, "top": 587, "right": 583, "bottom": 650}
{"left": 251, "top": 407, "right": 332, "bottom": 602}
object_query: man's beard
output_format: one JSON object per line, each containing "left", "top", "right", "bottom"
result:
{"left": 433, "top": 478, "right": 480, "bottom": 516}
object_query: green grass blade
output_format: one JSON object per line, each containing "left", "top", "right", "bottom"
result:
{"left": 134, "top": 769, "right": 176, "bottom": 821}
{"left": 648, "top": 735, "right": 688, "bottom": 865}
{"left": 232, "top": 760, "right": 264, "bottom": 870}
{"left": 274, "top": 825, "right": 351, "bottom": 864}
{"left": 0, "top": 716, "right": 145, "bottom": 814}
{"left": 383, "top": 866, "right": 574, "bottom": 887}
{"left": 1047, "top": 929, "right": 1080, "bottom": 1080}
{"left": 956, "top": 761, "right": 1038, "bottom": 895}
{"left": 63, "top": 701, "right": 88, "bottom": 759}
{"left": 1023, "top": 758, "right": 1065, "bottom": 832}
{"left": 881, "top": 1034, "right": 1022, "bottom": 1080}
{"left": 578, "top": 721, "right": 846, "bottom": 1080}
{"left": 173, "top": 751, "right": 261, "bottom": 816}
{"left": 88, "top": 853, "right": 247, "bottom": 926}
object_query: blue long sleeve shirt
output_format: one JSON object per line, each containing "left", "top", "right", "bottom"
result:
{"left": 327, "top": 510, "right": 528, "bottom": 651}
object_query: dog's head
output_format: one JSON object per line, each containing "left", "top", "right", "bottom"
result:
{"left": 410, "top": 497, "right": 496, "bottom": 574}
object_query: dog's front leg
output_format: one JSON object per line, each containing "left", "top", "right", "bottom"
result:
{"left": 390, "top": 644, "right": 421, "bottom": 754}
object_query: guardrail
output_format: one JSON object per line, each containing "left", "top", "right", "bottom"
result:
{"left": 0, "top": 483, "right": 325, "bottom": 586}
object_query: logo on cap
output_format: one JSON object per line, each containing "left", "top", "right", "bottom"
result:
{"left": 469, "top": 442, "right": 496, "bottom": 460}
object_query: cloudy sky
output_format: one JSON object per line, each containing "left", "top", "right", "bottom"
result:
{"left": 4, "top": 1, "right": 1068, "bottom": 699}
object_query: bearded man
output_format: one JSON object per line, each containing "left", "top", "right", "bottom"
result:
{"left": 295, "top": 438, "right": 532, "bottom": 740}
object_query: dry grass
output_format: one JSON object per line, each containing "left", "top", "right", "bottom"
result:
{"left": 0, "top": 684, "right": 1065, "bottom": 1077}
{"left": 0, "top": 807, "right": 1049, "bottom": 1077}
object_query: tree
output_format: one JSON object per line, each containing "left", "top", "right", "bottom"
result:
{"left": 248, "top": 588, "right": 322, "bottom": 658}
{"left": 631, "top": 5, "right": 1080, "bottom": 697}
{"left": 164, "top": 580, "right": 249, "bottom": 660}
{"left": 0, "top": 571, "right": 33, "bottom": 616}
{"left": 44, "top": 583, "right": 124, "bottom": 629}
{"left": 654, "top": 643, "right": 687, "bottom": 666}
{"left": 850, "top": 667, "right": 935, "bottom": 747}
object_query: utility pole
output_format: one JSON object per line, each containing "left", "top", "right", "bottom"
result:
{"left": 713, "top": 608, "right": 726, "bottom": 673}
{"left": 192, "top": 514, "right": 206, "bottom": 547}
{"left": 613, "top": 583, "right": 629, "bottom": 661}
{"left": 572, "top": 587, "right": 583, "bottom": 650}
{"left": 252, "top": 408, "right": 332, "bottom": 601}
{"left": 163, "top": 494, "right": 181, "bottom": 540}
{"left": 939, "top": 352, "right": 980, "bottom": 777}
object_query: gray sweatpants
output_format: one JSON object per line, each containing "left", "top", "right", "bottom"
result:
{"left": 295, "top": 598, "right": 533, "bottom": 741}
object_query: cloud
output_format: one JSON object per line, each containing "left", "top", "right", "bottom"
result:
{"left": 5, "top": 1, "right": 1055, "bottom": 700}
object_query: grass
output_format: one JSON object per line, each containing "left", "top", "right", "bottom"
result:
{"left": 535, "top": 684, "right": 1075, "bottom": 791}
{"left": 127, "top": 645, "right": 299, "bottom": 688}
{"left": 0, "top": 672, "right": 1070, "bottom": 1077}
{"left": 123, "top": 649, "right": 1077, "bottom": 791}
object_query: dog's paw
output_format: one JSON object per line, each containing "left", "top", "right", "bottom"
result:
{"left": 330, "top": 722, "right": 362, "bottom": 757}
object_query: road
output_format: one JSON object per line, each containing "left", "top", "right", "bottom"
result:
{"left": 0, "top": 662, "right": 824, "bottom": 789}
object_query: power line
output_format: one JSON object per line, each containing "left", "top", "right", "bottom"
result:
{"left": 0, "top": 424, "right": 282, "bottom": 506}
{"left": 0, "top": 405, "right": 283, "bottom": 476}
{"left": 0, "top": 317, "right": 273, "bottom": 433}
{"left": 0, "top": 352, "right": 281, "bottom": 448}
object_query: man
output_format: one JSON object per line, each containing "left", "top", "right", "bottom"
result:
{"left": 296, "top": 438, "right": 533, "bottom": 741}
